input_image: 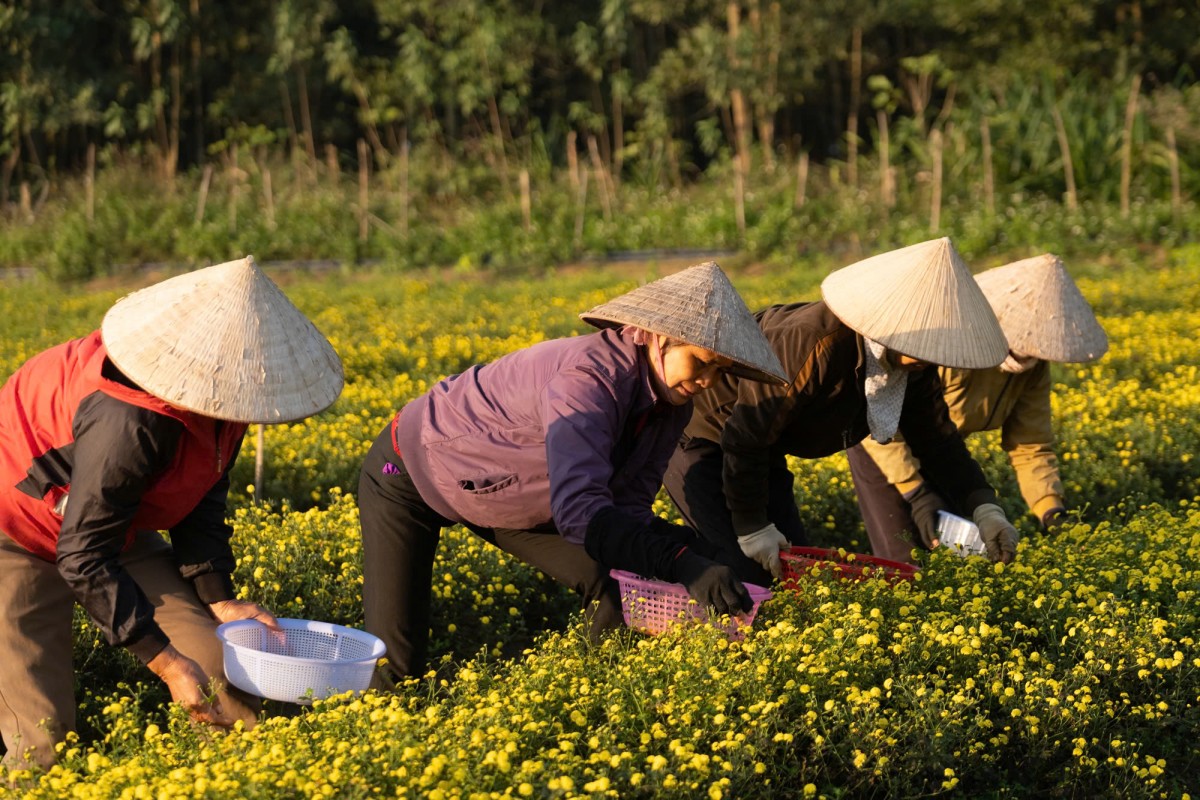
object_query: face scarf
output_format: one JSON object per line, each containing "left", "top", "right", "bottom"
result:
{"left": 999, "top": 352, "right": 1039, "bottom": 374}
{"left": 864, "top": 339, "right": 908, "bottom": 443}
{"left": 622, "top": 325, "right": 667, "bottom": 382}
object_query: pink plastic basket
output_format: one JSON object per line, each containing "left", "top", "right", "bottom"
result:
{"left": 780, "top": 547, "right": 918, "bottom": 590}
{"left": 610, "top": 569, "right": 772, "bottom": 639}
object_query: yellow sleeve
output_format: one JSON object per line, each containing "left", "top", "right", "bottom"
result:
{"left": 858, "top": 434, "right": 925, "bottom": 495}
{"left": 1000, "top": 362, "right": 1065, "bottom": 517}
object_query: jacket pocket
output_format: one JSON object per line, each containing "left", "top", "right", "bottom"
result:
{"left": 457, "top": 474, "right": 519, "bottom": 495}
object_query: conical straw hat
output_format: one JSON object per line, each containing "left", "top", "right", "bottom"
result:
{"left": 101, "top": 256, "right": 344, "bottom": 423}
{"left": 580, "top": 262, "right": 788, "bottom": 385}
{"left": 820, "top": 237, "right": 1008, "bottom": 369}
{"left": 974, "top": 254, "right": 1107, "bottom": 363}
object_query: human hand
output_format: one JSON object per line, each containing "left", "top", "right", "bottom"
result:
{"left": 208, "top": 599, "right": 279, "bottom": 630}
{"left": 973, "top": 503, "right": 1019, "bottom": 564}
{"left": 673, "top": 551, "right": 753, "bottom": 616}
{"left": 736, "top": 524, "right": 789, "bottom": 579}
{"left": 147, "top": 645, "right": 235, "bottom": 729}
{"left": 905, "top": 483, "right": 948, "bottom": 549}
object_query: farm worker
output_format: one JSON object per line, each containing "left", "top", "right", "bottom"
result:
{"left": 358, "top": 262, "right": 788, "bottom": 687}
{"left": 663, "top": 237, "right": 1021, "bottom": 581}
{"left": 0, "top": 256, "right": 344, "bottom": 770}
{"left": 846, "top": 254, "right": 1107, "bottom": 561}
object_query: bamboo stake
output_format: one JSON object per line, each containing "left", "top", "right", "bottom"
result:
{"left": 1050, "top": 104, "right": 1078, "bottom": 211}
{"left": 85, "top": 143, "right": 95, "bottom": 224}
{"left": 228, "top": 142, "right": 239, "bottom": 233}
{"left": 981, "top": 117, "right": 995, "bottom": 215}
{"left": 566, "top": 131, "right": 579, "bottom": 193}
{"left": 400, "top": 138, "right": 410, "bottom": 236}
{"left": 262, "top": 164, "right": 276, "bottom": 230}
{"left": 358, "top": 138, "right": 370, "bottom": 242}
{"left": 794, "top": 152, "right": 809, "bottom": 209}
{"left": 573, "top": 167, "right": 589, "bottom": 255}
{"left": 847, "top": 26, "right": 862, "bottom": 188}
{"left": 19, "top": 181, "right": 32, "bottom": 221}
{"left": 1119, "top": 73, "right": 1142, "bottom": 219}
{"left": 930, "top": 128, "right": 943, "bottom": 232}
{"left": 1166, "top": 126, "right": 1181, "bottom": 217}
{"left": 877, "top": 110, "right": 893, "bottom": 208}
{"left": 195, "top": 163, "right": 213, "bottom": 224}
{"left": 587, "top": 134, "right": 613, "bottom": 222}
{"left": 733, "top": 157, "right": 747, "bottom": 238}
{"left": 254, "top": 425, "right": 265, "bottom": 505}
{"left": 519, "top": 168, "right": 532, "bottom": 232}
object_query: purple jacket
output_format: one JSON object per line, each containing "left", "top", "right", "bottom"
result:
{"left": 395, "top": 328, "right": 690, "bottom": 544}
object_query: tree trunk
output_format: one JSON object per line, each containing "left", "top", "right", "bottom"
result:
{"left": 750, "top": 1, "right": 779, "bottom": 170}
{"left": 190, "top": 0, "right": 204, "bottom": 164}
{"left": 167, "top": 43, "right": 182, "bottom": 183}
{"left": 727, "top": 2, "right": 752, "bottom": 179}
{"left": 519, "top": 168, "right": 532, "bottom": 232}
{"left": 0, "top": 140, "right": 20, "bottom": 214}
{"left": 486, "top": 94, "right": 511, "bottom": 188}
{"left": 358, "top": 138, "right": 370, "bottom": 242}
{"left": 794, "top": 152, "right": 808, "bottom": 209}
{"left": 733, "top": 157, "right": 746, "bottom": 239}
{"left": 846, "top": 26, "right": 862, "bottom": 188}
{"left": 228, "top": 142, "right": 239, "bottom": 233}
{"left": 611, "top": 61, "right": 623, "bottom": 189}
{"left": 195, "top": 163, "right": 213, "bottom": 223}
{"left": 567, "top": 130, "right": 579, "bottom": 193}
{"left": 279, "top": 80, "right": 300, "bottom": 155}
{"left": 1119, "top": 73, "right": 1142, "bottom": 218}
{"left": 399, "top": 130, "right": 410, "bottom": 236}
{"left": 85, "top": 143, "right": 96, "bottom": 223}
{"left": 587, "top": 134, "right": 613, "bottom": 221}
{"left": 1050, "top": 104, "right": 1078, "bottom": 211}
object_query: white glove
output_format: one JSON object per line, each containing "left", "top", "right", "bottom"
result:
{"left": 973, "top": 503, "right": 1019, "bottom": 564}
{"left": 737, "top": 524, "right": 789, "bottom": 579}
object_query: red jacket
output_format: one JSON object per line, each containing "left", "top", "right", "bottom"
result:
{"left": 0, "top": 331, "right": 247, "bottom": 660}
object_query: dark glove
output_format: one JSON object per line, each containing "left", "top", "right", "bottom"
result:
{"left": 671, "top": 551, "right": 753, "bottom": 616}
{"left": 905, "top": 483, "right": 949, "bottom": 549}
{"left": 1041, "top": 507, "right": 1068, "bottom": 534}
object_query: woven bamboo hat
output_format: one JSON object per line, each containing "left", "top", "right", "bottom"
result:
{"left": 820, "top": 237, "right": 1008, "bottom": 369}
{"left": 101, "top": 256, "right": 344, "bottom": 423}
{"left": 974, "top": 254, "right": 1107, "bottom": 363}
{"left": 580, "top": 262, "right": 788, "bottom": 385}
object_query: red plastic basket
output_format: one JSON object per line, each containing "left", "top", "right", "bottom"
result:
{"left": 779, "top": 547, "right": 918, "bottom": 590}
{"left": 610, "top": 569, "right": 772, "bottom": 639}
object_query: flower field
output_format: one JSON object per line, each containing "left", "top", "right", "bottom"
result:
{"left": 1, "top": 249, "right": 1199, "bottom": 797}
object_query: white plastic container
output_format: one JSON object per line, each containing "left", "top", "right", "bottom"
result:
{"left": 936, "top": 510, "right": 986, "bottom": 557}
{"left": 216, "top": 618, "right": 385, "bottom": 704}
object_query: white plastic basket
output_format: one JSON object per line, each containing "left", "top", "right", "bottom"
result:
{"left": 216, "top": 618, "right": 385, "bottom": 704}
{"left": 937, "top": 510, "right": 986, "bottom": 557}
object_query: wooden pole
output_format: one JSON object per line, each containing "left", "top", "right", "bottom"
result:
{"left": 1119, "top": 73, "right": 1142, "bottom": 219}
{"left": 358, "top": 138, "right": 370, "bottom": 242}
{"left": 85, "top": 143, "right": 96, "bottom": 224}
{"left": 1050, "top": 104, "right": 1078, "bottom": 211}
{"left": 794, "top": 152, "right": 809, "bottom": 209}
{"left": 1166, "top": 126, "right": 1181, "bottom": 217}
{"left": 262, "top": 157, "right": 276, "bottom": 230}
{"left": 400, "top": 138, "right": 410, "bottom": 236}
{"left": 930, "top": 128, "right": 943, "bottom": 232}
{"left": 195, "top": 163, "right": 213, "bottom": 224}
{"left": 981, "top": 117, "right": 995, "bottom": 215}
{"left": 325, "top": 143, "right": 340, "bottom": 182}
{"left": 519, "top": 168, "right": 532, "bottom": 232}
{"left": 733, "top": 157, "right": 747, "bottom": 238}
{"left": 587, "top": 134, "right": 613, "bottom": 222}
{"left": 566, "top": 131, "right": 579, "bottom": 194}
{"left": 877, "top": 110, "right": 893, "bottom": 208}
{"left": 228, "top": 142, "right": 239, "bottom": 233}
{"left": 846, "top": 26, "right": 862, "bottom": 188}
{"left": 254, "top": 425, "right": 265, "bottom": 505}
{"left": 573, "top": 166, "right": 589, "bottom": 255}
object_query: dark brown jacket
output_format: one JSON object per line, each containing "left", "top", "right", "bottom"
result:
{"left": 685, "top": 301, "right": 997, "bottom": 535}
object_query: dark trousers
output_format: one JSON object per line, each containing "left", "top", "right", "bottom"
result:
{"left": 844, "top": 443, "right": 922, "bottom": 564}
{"left": 662, "top": 435, "right": 807, "bottom": 587}
{"left": 357, "top": 425, "right": 623, "bottom": 688}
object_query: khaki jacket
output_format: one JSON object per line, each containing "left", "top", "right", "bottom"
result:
{"left": 860, "top": 360, "right": 1065, "bottom": 519}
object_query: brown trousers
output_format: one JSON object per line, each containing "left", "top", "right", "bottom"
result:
{"left": 0, "top": 531, "right": 259, "bottom": 769}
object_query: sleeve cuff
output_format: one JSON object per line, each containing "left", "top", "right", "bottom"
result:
{"left": 896, "top": 477, "right": 924, "bottom": 496}
{"left": 192, "top": 572, "right": 236, "bottom": 604}
{"left": 127, "top": 625, "right": 170, "bottom": 666}
{"left": 1032, "top": 495, "right": 1066, "bottom": 519}
{"left": 730, "top": 510, "right": 770, "bottom": 538}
